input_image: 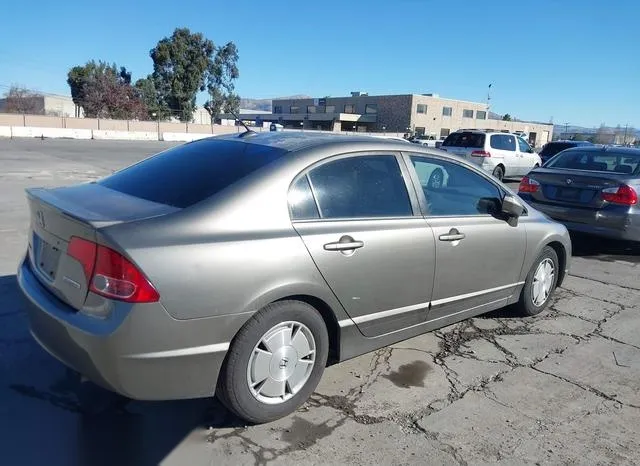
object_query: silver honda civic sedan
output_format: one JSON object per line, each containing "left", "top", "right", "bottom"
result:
{"left": 18, "top": 132, "right": 571, "bottom": 423}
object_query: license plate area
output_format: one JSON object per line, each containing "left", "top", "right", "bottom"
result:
{"left": 33, "top": 233, "right": 62, "bottom": 281}
{"left": 557, "top": 187, "right": 580, "bottom": 200}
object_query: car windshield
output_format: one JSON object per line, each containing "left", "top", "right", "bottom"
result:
{"left": 99, "top": 138, "right": 287, "bottom": 208}
{"left": 539, "top": 143, "right": 574, "bottom": 158}
{"left": 546, "top": 150, "right": 640, "bottom": 175}
{"left": 442, "top": 132, "right": 485, "bottom": 148}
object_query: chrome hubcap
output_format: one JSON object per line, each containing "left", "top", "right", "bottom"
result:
{"left": 532, "top": 258, "right": 555, "bottom": 306}
{"left": 247, "top": 321, "right": 316, "bottom": 405}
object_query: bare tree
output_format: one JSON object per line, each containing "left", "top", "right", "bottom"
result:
{"left": 2, "top": 85, "right": 44, "bottom": 114}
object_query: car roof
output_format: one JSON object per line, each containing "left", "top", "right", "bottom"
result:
{"left": 216, "top": 131, "right": 413, "bottom": 152}
{"left": 547, "top": 140, "right": 592, "bottom": 145}
{"left": 561, "top": 146, "right": 640, "bottom": 155}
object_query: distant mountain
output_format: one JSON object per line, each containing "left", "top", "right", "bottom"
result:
{"left": 240, "top": 95, "right": 312, "bottom": 112}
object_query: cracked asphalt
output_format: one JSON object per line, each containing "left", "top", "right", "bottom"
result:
{"left": 1, "top": 139, "right": 640, "bottom": 465}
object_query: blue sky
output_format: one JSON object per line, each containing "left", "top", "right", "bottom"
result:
{"left": 1, "top": 0, "right": 638, "bottom": 127}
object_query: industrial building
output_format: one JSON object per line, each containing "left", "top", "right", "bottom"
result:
{"left": 228, "top": 92, "right": 554, "bottom": 147}
{"left": 0, "top": 94, "right": 82, "bottom": 118}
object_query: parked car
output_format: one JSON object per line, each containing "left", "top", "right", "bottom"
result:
{"left": 18, "top": 133, "right": 570, "bottom": 423}
{"left": 539, "top": 140, "right": 594, "bottom": 164}
{"left": 440, "top": 130, "right": 542, "bottom": 181}
{"left": 411, "top": 135, "right": 438, "bottom": 147}
{"left": 519, "top": 146, "right": 640, "bottom": 241}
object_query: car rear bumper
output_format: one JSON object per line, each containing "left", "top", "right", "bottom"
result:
{"left": 526, "top": 200, "right": 640, "bottom": 241}
{"left": 18, "top": 257, "right": 250, "bottom": 400}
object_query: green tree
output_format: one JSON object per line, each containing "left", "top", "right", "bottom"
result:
{"left": 502, "top": 113, "right": 512, "bottom": 121}
{"left": 134, "top": 76, "right": 169, "bottom": 120}
{"left": 149, "top": 28, "right": 216, "bottom": 122}
{"left": 204, "top": 41, "right": 240, "bottom": 119}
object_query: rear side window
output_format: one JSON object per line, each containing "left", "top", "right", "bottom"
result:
{"left": 289, "top": 176, "right": 320, "bottom": 220}
{"left": 99, "top": 139, "right": 287, "bottom": 208}
{"left": 442, "top": 132, "right": 485, "bottom": 148}
{"left": 490, "top": 134, "right": 516, "bottom": 151}
{"left": 547, "top": 151, "right": 640, "bottom": 174}
{"left": 308, "top": 155, "right": 412, "bottom": 219}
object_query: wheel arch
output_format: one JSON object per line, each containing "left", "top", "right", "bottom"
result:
{"left": 546, "top": 240, "right": 567, "bottom": 287}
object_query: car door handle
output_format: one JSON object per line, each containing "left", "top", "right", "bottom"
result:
{"left": 439, "top": 229, "right": 465, "bottom": 242}
{"left": 324, "top": 238, "right": 364, "bottom": 251}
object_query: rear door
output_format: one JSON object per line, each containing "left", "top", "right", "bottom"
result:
{"left": 489, "top": 134, "right": 519, "bottom": 176}
{"left": 405, "top": 154, "right": 526, "bottom": 321}
{"left": 290, "top": 153, "right": 436, "bottom": 337}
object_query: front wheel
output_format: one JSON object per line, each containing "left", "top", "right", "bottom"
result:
{"left": 492, "top": 165, "right": 504, "bottom": 181}
{"left": 512, "top": 246, "right": 559, "bottom": 316}
{"left": 217, "top": 301, "right": 329, "bottom": 423}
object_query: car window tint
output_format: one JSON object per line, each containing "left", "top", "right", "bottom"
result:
{"left": 410, "top": 156, "right": 502, "bottom": 216}
{"left": 289, "top": 175, "right": 320, "bottom": 220}
{"left": 547, "top": 151, "right": 640, "bottom": 174}
{"left": 490, "top": 134, "right": 516, "bottom": 151}
{"left": 442, "top": 132, "right": 485, "bottom": 148}
{"left": 309, "top": 155, "right": 412, "bottom": 219}
{"left": 99, "top": 139, "right": 287, "bottom": 208}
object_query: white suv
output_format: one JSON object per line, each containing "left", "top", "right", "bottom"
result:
{"left": 440, "top": 130, "right": 542, "bottom": 180}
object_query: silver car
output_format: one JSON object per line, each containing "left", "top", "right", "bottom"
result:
{"left": 18, "top": 132, "right": 571, "bottom": 423}
{"left": 519, "top": 146, "right": 640, "bottom": 241}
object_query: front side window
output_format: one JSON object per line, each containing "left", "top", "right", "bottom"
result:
{"left": 517, "top": 137, "right": 532, "bottom": 153}
{"left": 463, "top": 109, "right": 474, "bottom": 118}
{"left": 308, "top": 155, "right": 412, "bottom": 219}
{"left": 442, "top": 107, "right": 453, "bottom": 117}
{"left": 490, "top": 134, "right": 516, "bottom": 151}
{"left": 410, "top": 156, "right": 502, "bottom": 216}
{"left": 365, "top": 104, "right": 378, "bottom": 114}
{"left": 417, "top": 104, "right": 427, "bottom": 114}
{"left": 476, "top": 110, "right": 487, "bottom": 120}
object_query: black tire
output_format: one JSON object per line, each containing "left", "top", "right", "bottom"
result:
{"left": 492, "top": 165, "right": 505, "bottom": 181}
{"left": 427, "top": 168, "right": 444, "bottom": 189}
{"left": 217, "top": 300, "right": 329, "bottom": 424}
{"left": 512, "top": 246, "right": 559, "bottom": 317}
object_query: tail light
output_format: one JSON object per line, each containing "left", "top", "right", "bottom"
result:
{"left": 471, "top": 150, "right": 491, "bottom": 157}
{"left": 519, "top": 176, "right": 540, "bottom": 193}
{"left": 601, "top": 185, "right": 638, "bottom": 206}
{"left": 67, "top": 237, "right": 159, "bottom": 303}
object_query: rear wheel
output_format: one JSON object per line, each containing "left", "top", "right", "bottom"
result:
{"left": 492, "top": 165, "right": 505, "bottom": 181}
{"left": 217, "top": 301, "right": 328, "bottom": 423}
{"left": 512, "top": 246, "right": 559, "bottom": 316}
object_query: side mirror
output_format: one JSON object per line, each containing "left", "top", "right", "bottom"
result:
{"left": 502, "top": 194, "right": 524, "bottom": 221}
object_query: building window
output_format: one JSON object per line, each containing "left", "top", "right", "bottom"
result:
{"left": 344, "top": 104, "right": 356, "bottom": 114}
{"left": 290, "top": 106, "right": 300, "bottom": 114}
{"left": 440, "top": 128, "right": 450, "bottom": 138}
{"left": 463, "top": 109, "right": 474, "bottom": 118}
{"left": 326, "top": 105, "right": 336, "bottom": 113}
{"left": 273, "top": 105, "right": 282, "bottom": 114}
{"left": 365, "top": 104, "right": 377, "bottom": 114}
{"left": 442, "top": 107, "right": 452, "bottom": 117}
{"left": 415, "top": 127, "right": 426, "bottom": 136}
{"left": 307, "top": 105, "right": 316, "bottom": 113}
{"left": 476, "top": 110, "right": 487, "bottom": 120}
{"left": 417, "top": 104, "right": 427, "bottom": 114}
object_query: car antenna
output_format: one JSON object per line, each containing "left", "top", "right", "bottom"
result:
{"left": 230, "top": 110, "right": 257, "bottom": 138}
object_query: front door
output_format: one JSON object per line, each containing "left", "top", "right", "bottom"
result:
{"left": 405, "top": 154, "right": 526, "bottom": 322}
{"left": 518, "top": 136, "right": 537, "bottom": 174}
{"left": 289, "top": 153, "right": 436, "bottom": 337}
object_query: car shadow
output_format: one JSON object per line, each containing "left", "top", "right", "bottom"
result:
{"left": 0, "top": 274, "right": 245, "bottom": 466}
{"left": 570, "top": 232, "right": 640, "bottom": 261}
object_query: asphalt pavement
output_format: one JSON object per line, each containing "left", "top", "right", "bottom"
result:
{"left": 1, "top": 138, "right": 639, "bottom": 465}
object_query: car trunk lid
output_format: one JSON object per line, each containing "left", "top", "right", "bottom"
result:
{"left": 526, "top": 169, "right": 629, "bottom": 209}
{"left": 26, "top": 183, "right": 178, "bottom": 310}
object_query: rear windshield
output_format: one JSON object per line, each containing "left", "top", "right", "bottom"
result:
{"left": 442, "top": 132, "right": 485, "bottom": 148}
{"left": 539, "top": 143, "right": 574, "bottom": 158}
{"left": 546, "top": 150, "right": 640, "bottom": 175}
{"left": 99, "top": 138, "right": 287, "bottom": 208}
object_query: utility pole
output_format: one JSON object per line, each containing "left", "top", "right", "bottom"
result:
{"left": 486, "top": 83, "right": 492, "bottom": 114}
{"left": 563, "top": 122, "right": 569, "bottom": 139}
{"left": 623, "top": 123, "right": 629, "bottom": 146}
